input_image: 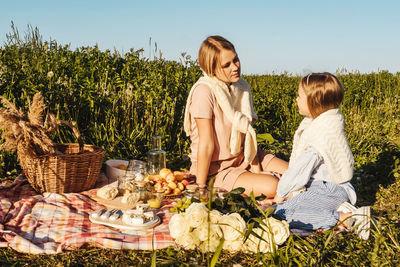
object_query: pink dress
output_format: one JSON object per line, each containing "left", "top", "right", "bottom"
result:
{"left": 188, "top": 84, "right": 275, "bottom": 191}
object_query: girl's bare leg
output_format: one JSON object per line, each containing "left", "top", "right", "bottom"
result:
{"left": 233, "top": 172, "right": 279, "bottom": 198}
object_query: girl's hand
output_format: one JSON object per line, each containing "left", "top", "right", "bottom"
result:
{"left": 273, "top": 195, "right": 285, "bottom": 204}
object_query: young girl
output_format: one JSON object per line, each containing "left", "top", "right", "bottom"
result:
{"left": 184, "top": 35, "right": 288, "bottom": 198}
{"left": 272, "top": 72, "right": 370, "bottom": 239}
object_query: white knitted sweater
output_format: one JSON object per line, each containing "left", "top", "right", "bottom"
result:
{"left": 289, "top": 108, "right": 354, "bottom": 184}
{"left": 184, "top": 74, "right": 258, "bottom": 163}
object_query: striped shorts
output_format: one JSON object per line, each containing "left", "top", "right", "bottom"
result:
{"left": 273, "top": 180, "right": 349, "bottom": 230}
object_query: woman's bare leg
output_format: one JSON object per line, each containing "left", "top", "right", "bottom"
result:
{"left": 233, "top": 172, "right": 279, "bottom": 198}
{"left": 264, "top": 157, "right": 289, "bottom": 175}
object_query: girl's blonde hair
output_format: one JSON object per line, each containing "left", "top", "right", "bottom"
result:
{"left": 198, "top": 35, "right": 236, "bottom": 76}
{"left": 300, "top": 72, "right": 344, "bottom": 118}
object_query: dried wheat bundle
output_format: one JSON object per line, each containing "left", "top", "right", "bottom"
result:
{"left": 0, "top": 92, "right": 59, "bottom": 159}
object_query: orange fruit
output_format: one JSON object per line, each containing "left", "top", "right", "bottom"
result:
{"left": 117, "top": 164, "right": 127, "bottom": 170}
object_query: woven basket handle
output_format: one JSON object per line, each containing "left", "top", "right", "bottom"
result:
{"left": 57, "top": 120, "right": 84, "bottom": 153}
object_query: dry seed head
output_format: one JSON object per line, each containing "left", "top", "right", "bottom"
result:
{"left": 0, "top": 92, "right": 57, "bottom": 159}
{"left": 28, "top": 92, "right": 45, "bottom": 126}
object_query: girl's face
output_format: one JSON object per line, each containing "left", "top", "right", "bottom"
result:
{"left": 297, "top": 85, "right": 312, "bottom": 117}
{"left": 215, "top": 49, "right": 241, "bottom": 84}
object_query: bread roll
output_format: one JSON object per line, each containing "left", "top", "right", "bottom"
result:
{"left": 159, "top": 168, "right": 172, "bottom": 178}
{"left": 124, "top": 180, "right": 137, "bottom": 193}
{"left": 121, "top": 192, "right": 140, "bottom": 206}
{"left": 97, "top": 185, "right": 118, "bottom": 200}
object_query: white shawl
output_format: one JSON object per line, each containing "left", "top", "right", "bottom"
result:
{"left": 184, "top": 74, "right": 258, "bottom": 163}
{"left": 289, "top": 108, "right": 354, "bottom": 184}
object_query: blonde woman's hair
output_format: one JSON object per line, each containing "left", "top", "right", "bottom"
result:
{"left": 198, "top": 35, "right": 236, "bottom": 76}
{"left": 300, "top": 72, "right": 344, "bottom": 118}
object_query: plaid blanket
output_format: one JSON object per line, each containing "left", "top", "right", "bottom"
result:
{"left": 0, "top": 174, "right": 176, "bottom": 254}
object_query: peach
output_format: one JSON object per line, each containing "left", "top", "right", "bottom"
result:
{"left": 181, "top": 179, "right": 190, "bottom": 186}
{"left": 173, "top": 171, "right": 184, "bottom": 181}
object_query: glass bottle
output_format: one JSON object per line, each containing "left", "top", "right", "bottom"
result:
{"left": 147, "top": 136, "right": 166, "bottom": 175}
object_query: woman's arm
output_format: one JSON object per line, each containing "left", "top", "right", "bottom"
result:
{"left": 195, "top": 118, "right": 215, "bottom": 186}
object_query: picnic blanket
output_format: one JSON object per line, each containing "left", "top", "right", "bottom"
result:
{"left": 0, "top": 173, "right": 176, "bottom": 254}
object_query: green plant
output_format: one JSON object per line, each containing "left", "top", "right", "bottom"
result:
{"left": 0, "top": 24, "right": 399, "bottom": 265}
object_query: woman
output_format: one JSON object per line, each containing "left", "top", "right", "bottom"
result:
{"left": 184, "top": 35, "right": 288, "bottom": 198}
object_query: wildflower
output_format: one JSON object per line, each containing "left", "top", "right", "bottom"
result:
{"left": 126, "top": 83, "right": 134, "bottom": 97}
{"left": 47, "top": 71, "right": 54, "bottom": 79}
{"left": 126, "top": 89, "right": 132, "bottom": 97}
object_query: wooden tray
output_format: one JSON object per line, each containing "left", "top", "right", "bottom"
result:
{"left": 90, "top": 195, "right": 143, "bottom": 210}
{"left": 164, "top": 191, "right": 184, "bottom": 199}
{"left": 89, "top": 209, "right": 161, "bottom": 231}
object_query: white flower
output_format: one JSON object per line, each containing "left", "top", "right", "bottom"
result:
{"left": 209, "top": 209, "right": 222, "bottom": 224}
{"left": 244, "top": 228, "right": 276, "bottom": 254}
{"left": 175, "top": 231, "right": 200, "bottom": 250}
{"left": 47, "top": 71, "right": 54, "bottom": 78}
{"left": 193, "top": 222, "right": 222, "bottom": 241}
{"left": 263, "top": 217, "right": 290, "bottom": 245}
{"left": 199, "top": 236, "right": 221, "bottom": 253}
{"left": 169, "top": 213, "right": 190, "bottom": 239}
{"left": 223, "top": 238, "right": 243, "bottom": 253}
{"left": 184, "top": 202, "right": 208, "bottom": 228}
{"left": 125, "top": 89, "right": 133, "bottom": 97}
{"left": 219, "top": 213, "right": 247, "bottom": 241}
{"left": 127, "top": 82, "right": 133, "bottom": 90}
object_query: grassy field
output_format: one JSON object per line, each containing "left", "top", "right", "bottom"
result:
{"left": 0, "top": 26, "right": 399, "bottom": 266}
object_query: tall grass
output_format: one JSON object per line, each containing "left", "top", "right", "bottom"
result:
{"left": 0, "top": 25, "right": 399, "bottom": 265}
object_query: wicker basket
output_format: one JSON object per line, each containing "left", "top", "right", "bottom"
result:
{"left": 18, "top": 121, "right": 105, "bottom": 194}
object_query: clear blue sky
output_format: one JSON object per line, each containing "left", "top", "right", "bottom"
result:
{"left": 1, "top": 0, "right": 399, "bottom": 75}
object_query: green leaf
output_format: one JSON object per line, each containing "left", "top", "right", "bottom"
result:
{"left": 255, "top": 194, "right": 267, "bottom": 201}
{"left": 264, "top": 206, "right": 275, "bottom": 217}
{"left": 256, "top": 133, "right": 275, "bottom": 144}
{"left": 230, "top": 187, "right": 245, "bottom": 195}
{"left": 151, "top": 250, "right": 157, "bottom": 267}
{"left": 244, "top": 222, "right": 255, "bottom": 241}
{"left": 210, "top": 237, "right": 225, "bottom": 267}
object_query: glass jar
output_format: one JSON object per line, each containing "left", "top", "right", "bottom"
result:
{"left": 147, "top": 192, "right": 165, "bottom": 209}
{"left": 198, "top": 185, "right": 209, "bottom": 203}
{"left": 184, "top": 184, "right": 199, "bottom": 200}
{"left": 136, "top": 181, "right": 151, "bottom": 202}
{"left": 119, "top": 160, "right": 146, "bottom": 192}
{"left": 134, "top": 161, "right": 147, "bottom": 181}
{"left": 213, "top": 187, "right": 228, "bottom": 200}
{"left": 147, "top": 136, "right": 166, "bottom": 175}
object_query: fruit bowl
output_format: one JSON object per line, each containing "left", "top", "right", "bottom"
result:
{"left": 105, "top": 159, "right": 147, "bottom": 180}
{"left": 105, "top": 159, "right": 128, "bottom": 180}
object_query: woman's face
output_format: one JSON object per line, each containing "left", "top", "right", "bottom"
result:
{"left": 215, "top": 49, "right": 241, "bottom": 84}
{"left": 297, "top": 85, "right": 312, "bottom": 118}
